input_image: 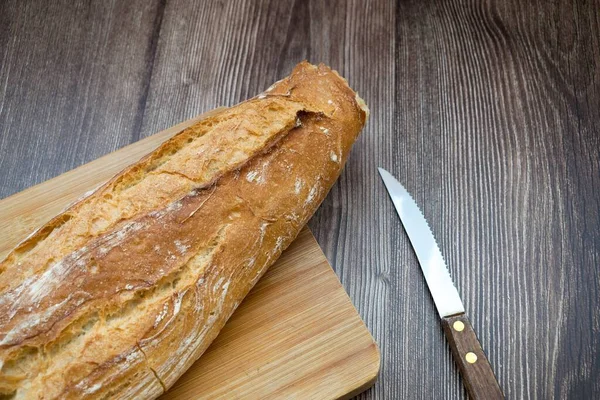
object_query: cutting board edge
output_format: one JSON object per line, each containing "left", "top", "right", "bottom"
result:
{"left": 305, "top": 232, "right": 381, "bottom": 399}
{"left": 338, "top": 372, "right": 379, "bottom": 400}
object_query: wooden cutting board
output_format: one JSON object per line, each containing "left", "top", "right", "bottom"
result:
{"left": 0, "top": 111, "right": 380, "bottom": 399}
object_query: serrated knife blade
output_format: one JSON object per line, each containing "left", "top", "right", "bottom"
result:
{"left": 378, "top": 167, "right": 504, "bottom": 399}
{"left": 377, "top": 167, "right": 464, "bottom": 318}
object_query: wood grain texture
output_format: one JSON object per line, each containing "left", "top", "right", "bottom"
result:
{"left": 0, "top": 113, "right": 380, "bottom": 399}
{"left": 0, "top": 0, "right": 166, "bottom": 198}
{"left": 394, "top": 1, "right": 600, "bottom": 398}
{"left": 1, "top": 0, "right": 600, "bottom": 398}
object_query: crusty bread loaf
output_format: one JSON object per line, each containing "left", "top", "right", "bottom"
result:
{"left": 0, "top": 61, "right": 368, "bottom": 399}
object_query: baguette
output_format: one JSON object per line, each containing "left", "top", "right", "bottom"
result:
{"left": 0, "top": 61, "right": 368, "bottom": 399}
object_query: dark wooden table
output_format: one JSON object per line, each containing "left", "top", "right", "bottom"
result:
{"left": 1, "top": 1, "right": 599, "bottom": 398}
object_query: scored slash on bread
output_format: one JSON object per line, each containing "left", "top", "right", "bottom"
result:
{"left": 0, "top": 61, "right": 368, "bottom": 399}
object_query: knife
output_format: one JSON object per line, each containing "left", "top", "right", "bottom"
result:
{"left": 378, "top": 168, "right": 504, "bottom": 400}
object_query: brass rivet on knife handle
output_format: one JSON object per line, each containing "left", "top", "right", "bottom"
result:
{"left": 465, "top": 352, "right": 478, "bottom": 364}
{"left": 453, "top": 320, "right": 465, "bottom": 332}
{"left": 442, "top": 314, "right": 504, "bottom": 399}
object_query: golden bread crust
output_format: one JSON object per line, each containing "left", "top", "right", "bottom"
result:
{"left": 0, "top": 61, "right": 367, "bottom": 399}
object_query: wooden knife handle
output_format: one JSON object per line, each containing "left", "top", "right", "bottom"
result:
{"left": 441, "top": 313, "right": 504, "bottom": 399}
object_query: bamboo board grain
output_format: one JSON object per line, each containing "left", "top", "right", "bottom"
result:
{"left": 0, "top": 111, "right": 380, "bottom": 399}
